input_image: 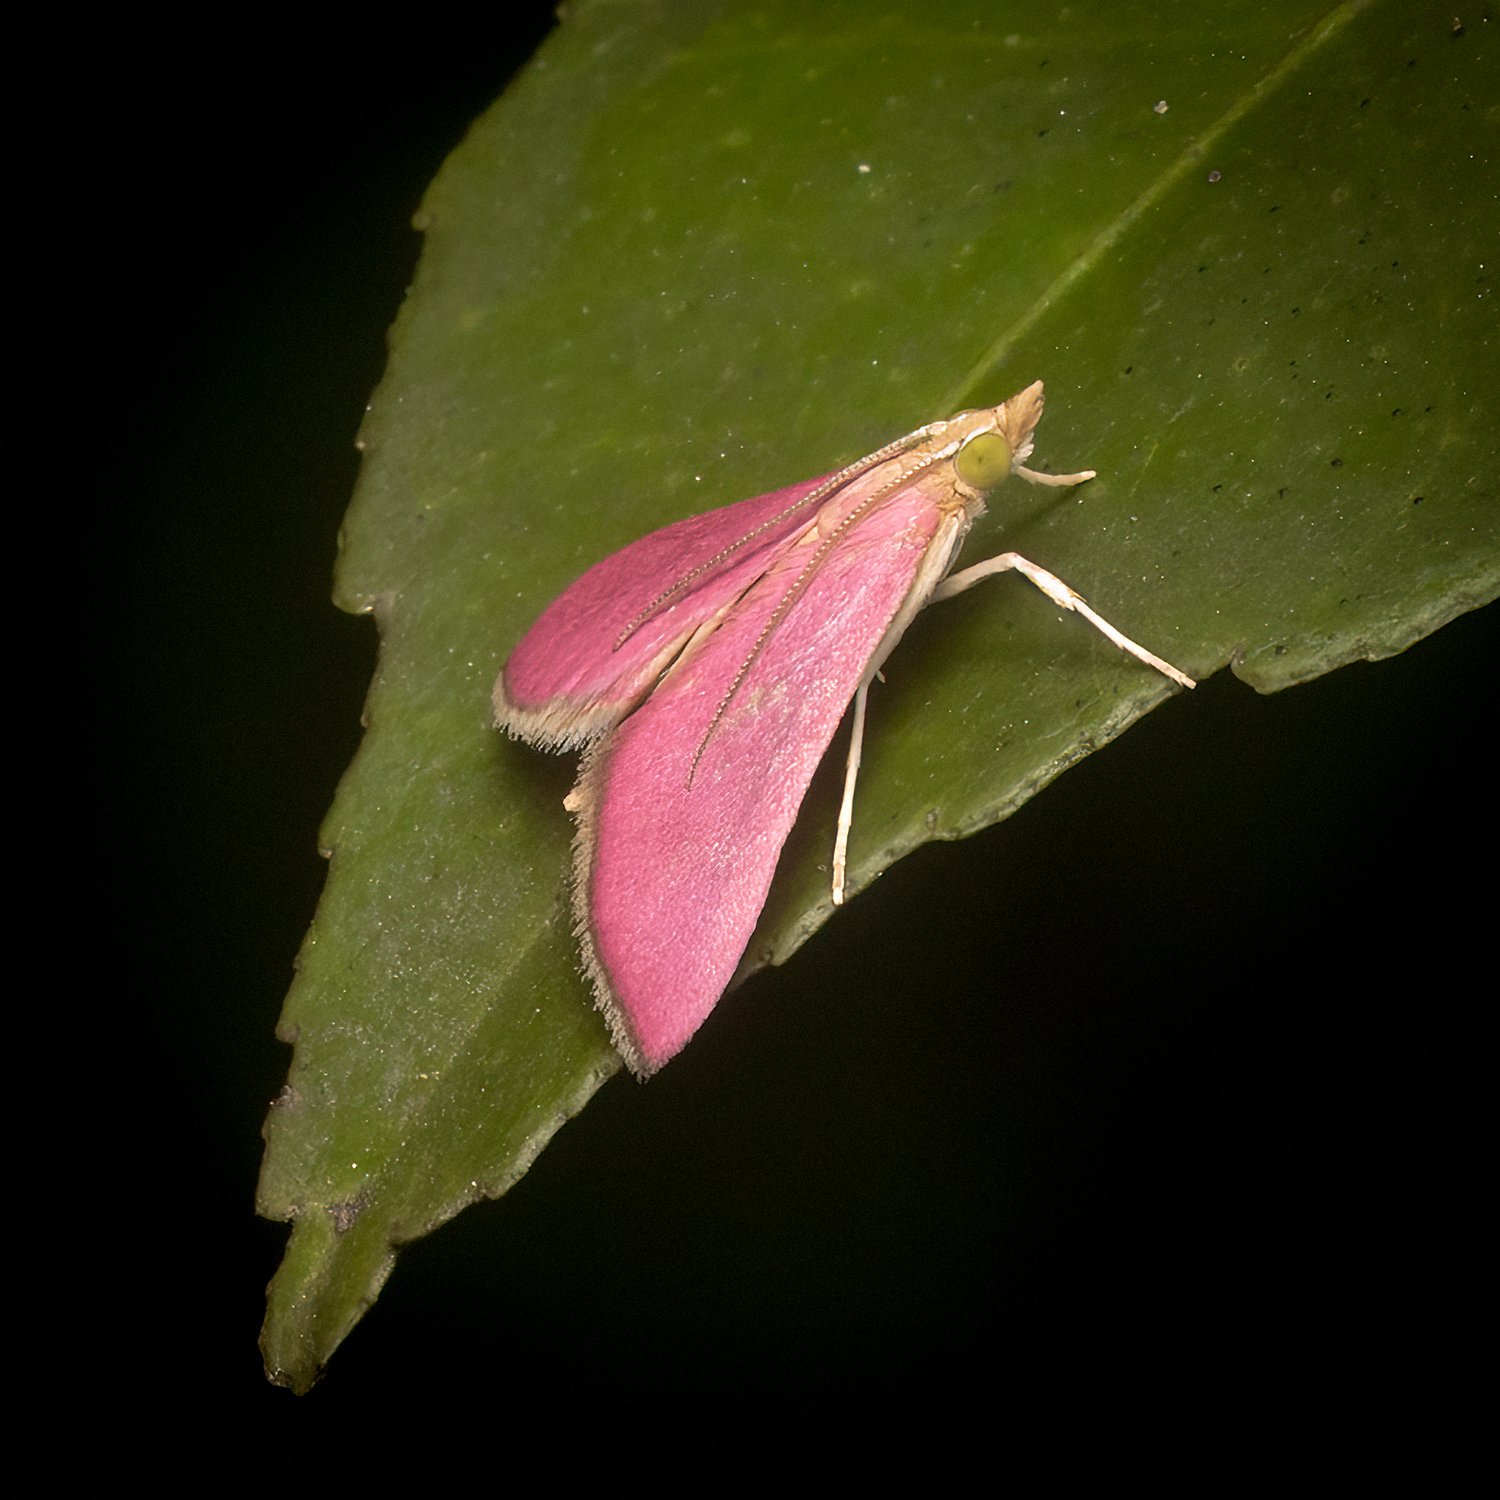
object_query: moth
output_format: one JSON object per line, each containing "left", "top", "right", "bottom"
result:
{"left": 496, "top": 382, "right": 1194, "bottom": 1076}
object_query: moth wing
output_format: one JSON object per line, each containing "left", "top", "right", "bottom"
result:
{"left": 570, "top": 487, "right": 970, "bottom": 1075}
{"left": 496, "top": 476, "right": 832, "bottom": 748}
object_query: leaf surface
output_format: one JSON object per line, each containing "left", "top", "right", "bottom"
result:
{"left": 259, "top": 0, "right": 1497, "bottom": 1390}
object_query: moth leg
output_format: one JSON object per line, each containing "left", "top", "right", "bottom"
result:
{"left": 1014, "top": 465, "right": 1095, "bottom": 487}
{"left": 831, "top": 679, "right": 872, "bottom": 905}
{"left": 932, "top": 552, "right": 1196, "bottom": 690}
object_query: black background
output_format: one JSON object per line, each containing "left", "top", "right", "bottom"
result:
{"left": 74, "top": 8, "right": 1490, "bottom": 1485}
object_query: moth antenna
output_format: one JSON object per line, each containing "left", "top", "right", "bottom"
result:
{"left": 614, "top": 425, "right": 947, "bottom": 652}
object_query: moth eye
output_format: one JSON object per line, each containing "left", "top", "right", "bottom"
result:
{"left": 953, "top": 431, "right": 1014, "bottom": 491}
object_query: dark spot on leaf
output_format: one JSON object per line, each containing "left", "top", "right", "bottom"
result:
{"left": 1331, "top": 457, "right": 1344, "bottom": 468}
{"left": 1411, "top": 495, "right": 1424, "bottom": 505}
{"left": 329, "top": 1195, "right": 367, "bottom": 1234}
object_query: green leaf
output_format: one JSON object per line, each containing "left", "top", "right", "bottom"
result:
{"left": 258, "top": 0, "right": 1497, "bottom": 1391}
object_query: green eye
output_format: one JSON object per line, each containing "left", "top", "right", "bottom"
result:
{"left": 953, "top": 431, "right": 1013, "bottom": 491}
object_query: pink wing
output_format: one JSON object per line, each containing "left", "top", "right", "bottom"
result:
{"left": 569, "top": 483, "right": 967, "bottom": 1075}
{"left": 497, "top": 476, "right": 833, "bottom": 749}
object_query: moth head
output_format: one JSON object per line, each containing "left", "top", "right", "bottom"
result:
{"left": 952, "top": 430, "right": 1015, "bottom": 493}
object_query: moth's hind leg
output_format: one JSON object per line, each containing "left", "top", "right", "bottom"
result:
{"left": 831, "top": 679, "right": 872, "bottom": 906}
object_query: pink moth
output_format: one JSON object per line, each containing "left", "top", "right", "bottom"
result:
{"left": 496, "top": 382, "right": 1194, "bottom": 1076}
